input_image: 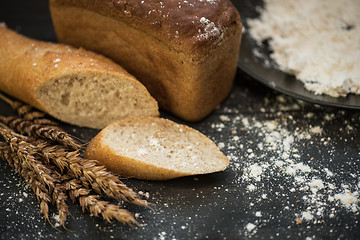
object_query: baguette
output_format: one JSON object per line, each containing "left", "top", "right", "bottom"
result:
{"left": 0, "top": 25, "right": 159, "bottom": 129}
{"left": 84, "top": 117, "right": 229, "bottom": 180}
{"left": 49, "top": 0, "right": 242, "bottom": 122}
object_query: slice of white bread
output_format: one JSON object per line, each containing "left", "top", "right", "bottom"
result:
{"left": 84, "top": 117, "right": 229, "bottom": 180}
{"left": 0, "top": 24, "right": 159, "bottom": 129}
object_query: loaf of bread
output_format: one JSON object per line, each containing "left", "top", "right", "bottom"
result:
{"left": 50, "top": 0, "right": 242, "bottom": 122}
{"left": 84, "top": 117, "right": 229, "bottom": 180}
{"left": 0, "top": 25, "right": 159, "bottom": 129}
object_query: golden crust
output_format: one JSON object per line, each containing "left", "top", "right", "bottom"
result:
{"left": 0, "top": 25, "right": 159, "bottom": 128}
{"left": 84, "top": 117, "right": 230, "bottom": 180}
{"left": 85, "top": 136, "right": 189, "bottom": 181}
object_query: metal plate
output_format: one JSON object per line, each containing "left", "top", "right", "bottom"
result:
{"left": 234, "top": 0, "right": 360, "bottom": 109}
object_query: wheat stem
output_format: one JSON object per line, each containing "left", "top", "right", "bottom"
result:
{"left": 0, "top": 143, "right": 53, "bottom": 225}
{"left": 0, "top": 115, "right": 82, "bottom": 150}
{"left": 66, "top": 178, "right": 139, "bottom": 226}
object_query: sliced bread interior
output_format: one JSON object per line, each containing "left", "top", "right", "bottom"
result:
{"left": 84, "top": 117, "right": 229, "bottom": 180}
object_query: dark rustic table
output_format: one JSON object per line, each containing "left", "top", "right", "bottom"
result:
{"left": 1, "top": 1, "right": 359, "bottom": 239}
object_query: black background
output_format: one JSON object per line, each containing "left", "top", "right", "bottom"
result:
{"left": 0, "top": 1, "right": 359, "bottom": 239}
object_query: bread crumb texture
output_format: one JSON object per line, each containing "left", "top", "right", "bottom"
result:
{"left": 248, "top": 0, "right": 360, "bottom": 97}
{"left": 85, "top": 117, "right": 229, "bottom": 180}
{"left": 39, "top": 71, "right": 158, "bottom": 129}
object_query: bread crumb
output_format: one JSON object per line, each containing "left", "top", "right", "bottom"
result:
{"left": 219, "top": 115, "right": 230, "bottom": 122}
{"left": 217, "top": 142, "right": 225, "bottom": 149}
{"left": 248, "top": 164, "right": 262, "bottom": 181}
{"left": 296, "top": 218, "right": 303, "bottom": 225}
{"left": 247, "top": 184, "right": 256, "bottom": 191}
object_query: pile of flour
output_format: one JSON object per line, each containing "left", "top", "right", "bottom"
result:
{"left": 247, "top": 0, "right": 360, "bottom": 97}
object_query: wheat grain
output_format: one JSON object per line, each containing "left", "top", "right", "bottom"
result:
{"left": 66, "top": 178, "right": 139, "bottom": 226}
{"left": 0, "top": 115, "right": 82, "bottom": 150}
{"left": 30, "top": 142, "right": 149, "bottom": 207}
{"left": 0, "top": 143, "right": 53, "bottom": 225}
{"left": 0, "top": 93, "right": 48, "bottom": 120}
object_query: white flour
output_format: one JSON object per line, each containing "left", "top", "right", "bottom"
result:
{"left": 247, "top": 0, "right": 360, "bottom": 97}
{"left": 215, "top": 94, "right": 360, "bottom": 237}
{"left": 233, "top": 113, "right": 359, "bottom": 220}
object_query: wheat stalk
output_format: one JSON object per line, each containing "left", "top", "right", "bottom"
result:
{"left": 0, "top": 143, "right": 53, "bottom": 225}
{"left": 36, "top": 143, "right": 149, "bottom": 207}
{"left": 0, "top": 115, "right": 82, "bottom": 150}
{"left": 66, "top": 178, "right": 139, "bottom": 226}
{"left": 0, "top": 93, "right": 50, "bottom": 121}
{"left": 53, "top": 183, "right": 70, "bottom": 228}
{"left": 1, "top": 140, "right": 140, "bottom": 227}
{"left": 0, "top": 130, "right": 71, "bottom": 227}
{"left": 1, "top": 128, "right": 148, "bottom": 206}
{"left": 0, "top": 95, "right": 151, "bottom": 227}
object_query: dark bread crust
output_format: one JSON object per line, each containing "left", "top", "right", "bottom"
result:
{"left": 50, "top": 0, "right": 240, "bottom": 56}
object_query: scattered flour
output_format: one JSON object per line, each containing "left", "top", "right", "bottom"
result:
{"left": 197, "top": 16, "right": 223, "bottom": 41}
{"left": 245, "top": 222, "right": 256, "bottom": 232}
{"left": 247, "top": 0, "right": 360, "bottom": 97}
{"left": 217, "top": 95, "right": 360, "bottom": 233}
{"left": 255, "top": 211, "right": 262, "bottom": 217}
{"left": 248, "top": 164, "right": 263, "bottom": 181}
{"left": 334, "top": 190, "right": 359, "bottom": 212}
{"left": 301, "top": 211, "right": 314, "bottom": 221}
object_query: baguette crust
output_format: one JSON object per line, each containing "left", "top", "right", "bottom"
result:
{"left": 85, "top": 117, "right": 229, "bottom": 180}
{"left": 50, "top": 0, "right": 242, "bottom": 121}
{"left": 0, "top": 25, "right": 159, "bottom": 128}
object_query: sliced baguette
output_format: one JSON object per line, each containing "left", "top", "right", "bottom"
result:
{"left": 0, "top": 25, "right": 159, "bottom": 129}
{"left": 84, "top": 117, "right": 229, "bottom": 180}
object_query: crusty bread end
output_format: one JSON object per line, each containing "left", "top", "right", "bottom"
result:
{"left": 84, "top": 117, "right": 229, "bottom": 180}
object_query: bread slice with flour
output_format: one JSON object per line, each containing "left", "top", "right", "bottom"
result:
{"left": 0, "top": 25, "right": 159, "bottom": 129}
{"left": 84, "top": 117, "right": 229, "bottom": 180}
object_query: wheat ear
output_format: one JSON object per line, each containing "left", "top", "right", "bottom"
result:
{"left": 0, "top": 115, "right": 83, "bottom": 150}
{"left": 66, "top": 178, "right": 139, "bottom": 226}
{"left": 36, "top": 143, "right": 149, "bottom": 207}
{"left": 0, "top": 143, "right": 53, "bottom": 225}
